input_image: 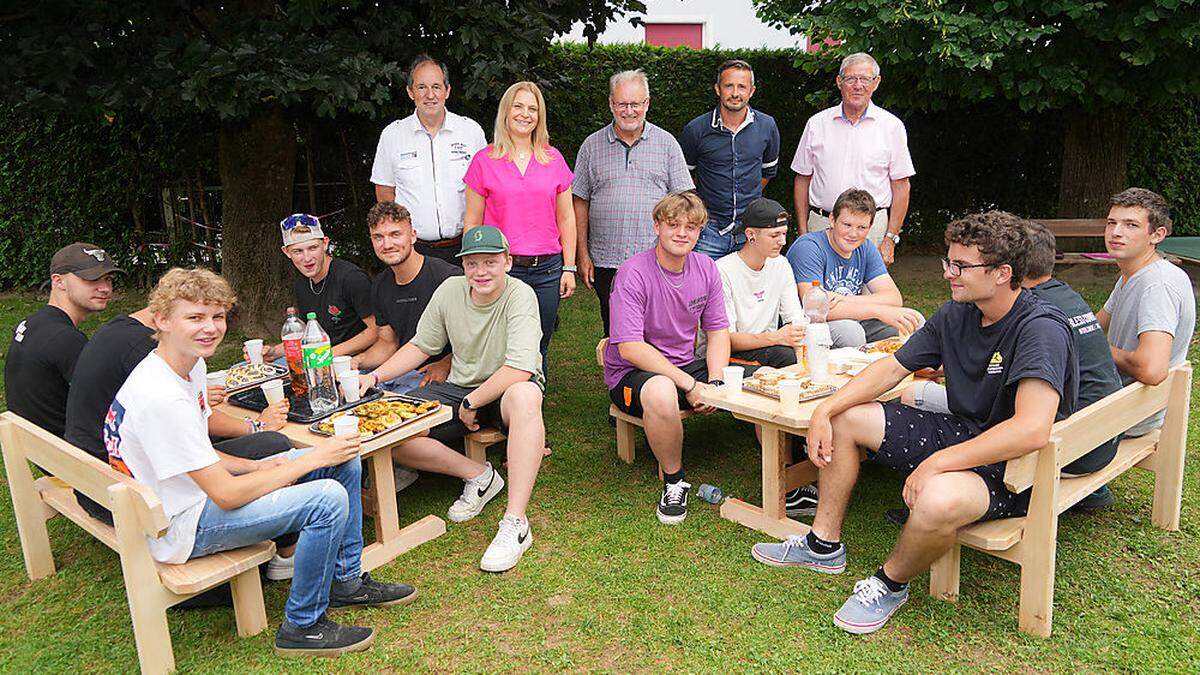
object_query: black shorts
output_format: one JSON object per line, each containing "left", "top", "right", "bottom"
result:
{"left": 730, "top": 345, "right": 797, "bottom": 374}
{"left": 409, "top": 381, "right": 506, "bottom": 444}
{"left": 609, "top": 359, "right": 708, "bottom": 417}
{"left": 873, "top": 402, "right": 1031, "bottom": 522}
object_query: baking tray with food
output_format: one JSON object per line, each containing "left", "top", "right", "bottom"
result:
{"left": 220, "top": 362, "right": 290, "bottom": 394}
{"left": 309, "top": 395, "right": 443, "bottom": 441}
{"left": 226, "top": 383, "right": 384, "bottom": 424}
{"left": 742, "top": 368, "right": 839, "bottom": 401}
{"left": 861, "top": 336, "right": 906, "bottom": 355}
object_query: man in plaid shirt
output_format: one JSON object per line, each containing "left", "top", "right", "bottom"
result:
{"left": 572, "top": 69, "right": 694, "bottom": 336}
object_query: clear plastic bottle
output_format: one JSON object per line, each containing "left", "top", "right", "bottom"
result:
{"left": 281, "top": 307, "right": 308, "bottom": 397}
{"left": 803, "top": 280, "right": 830, "bottom": 324}
{"left": 301, "top": 312, "right": 338, "bottom": 414}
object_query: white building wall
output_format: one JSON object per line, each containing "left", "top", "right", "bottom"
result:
{"left": 564, "top": 0, "right": 804, "bottom": 50}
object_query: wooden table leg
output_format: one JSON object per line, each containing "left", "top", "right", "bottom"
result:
{"left": 719, "top": 422, "right": 810, "bottom": 539}
{"left": 358, "top": 447, "right": 447, "bottom": 572}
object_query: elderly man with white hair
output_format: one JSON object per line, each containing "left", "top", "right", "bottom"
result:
{"left": 573, "top": 69, "right": 695, "bottom": 336}
{"left": 792, "top": 53, "right": 915, "bottom": 265}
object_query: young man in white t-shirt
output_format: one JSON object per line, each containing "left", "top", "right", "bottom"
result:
{"left": 105, "top": 268, "right": 415, "bottom": 658}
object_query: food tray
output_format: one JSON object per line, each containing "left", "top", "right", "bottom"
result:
{"left": 308, "top": 394, "right": 443, "bottom": 441}
{"left": 743, "top": 379, "right": 839, "bottom": 402}
{"left": 226, "top": 383, "right": 384, "bottom": 424}
{"left": 861, "top": 336, "right": 906, "bottom": 355}
{"left": 221, "top": 362, "right": 289, "bottom": 394}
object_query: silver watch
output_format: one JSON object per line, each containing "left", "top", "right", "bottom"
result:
{"left": 884, "top": 232, "right": 901, "bottom": 244}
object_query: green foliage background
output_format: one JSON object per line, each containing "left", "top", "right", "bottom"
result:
{"left": 2, "top": 43, "right": 1198, "bottom": 289}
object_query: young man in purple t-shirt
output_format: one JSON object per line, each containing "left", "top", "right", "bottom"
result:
{"left": 603, "top": 191, "right": 731, "bottom": 524}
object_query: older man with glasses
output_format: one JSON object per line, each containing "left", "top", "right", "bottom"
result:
{"left": 572, "top": 69, "right": 694, "bottom": 336}
{"left": 792, "top": 52, "right": 915, "bottom": 266}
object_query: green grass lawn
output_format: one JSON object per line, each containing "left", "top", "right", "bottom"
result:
{"left": 0, "top": 256, "right": 1197, "bottom": 672}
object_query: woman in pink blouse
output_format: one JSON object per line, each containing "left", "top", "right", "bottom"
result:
{"left": 464, "top": 81, "right": 576, "bottom": 366}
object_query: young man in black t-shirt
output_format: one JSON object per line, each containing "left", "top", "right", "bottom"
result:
{"left": 4, "top": 243, "right": 118, "bottom": 437}
{"left": 752, "top": 211, "right": 1078, "bottom": 635}
{"left": 353, "top": 202, "right": 459, "bottom": 393}
{"left": 260, "top": 214, "right": 376, "bottom": 360}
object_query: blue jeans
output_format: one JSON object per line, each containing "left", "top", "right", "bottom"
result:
{"left": 188, "top": 447, "right": 363, "bottom": 628}
{"left": 508, "top": 254, "right": 563, "bottom": 359}
{"left": 371, "top": 368, "right": 424, "bottom": 394}
{"left": 694, "top": 223, "right": 746, "bottom": 260}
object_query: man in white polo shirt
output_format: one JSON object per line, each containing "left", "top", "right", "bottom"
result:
{"left": 792, "top": 52, "right": 915, "bottom": 265}
{"left": 371, "top": 54, "right": 488, "bottom": 264}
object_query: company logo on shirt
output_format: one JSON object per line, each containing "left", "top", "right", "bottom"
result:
{"left": 103, "top": 401, "right": 132, "bottom": 477}
{"left": 987, "top": 351, "right": 1004, "bottom": 375}
{"left": 753, "top": 290, "right": 766, "bottom": 303}
{"left": 13, "top": 320, "right": 26, "bottom": 343}
{"left": 197, "top": 390, "right": 208, "bottom": 414}
{"left": 328, "top": 304, "right": 342, "bottom": 322}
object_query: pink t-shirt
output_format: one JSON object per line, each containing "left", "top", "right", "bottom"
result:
{"left": 463, "top": 145, "right": 574, "bottom": 256}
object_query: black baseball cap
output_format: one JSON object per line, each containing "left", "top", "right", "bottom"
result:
{"left": 49, "top": 242, "right": 121, "bottom": 281}
{"left": 742, "top": 198, "right": 790, "bottom": 229}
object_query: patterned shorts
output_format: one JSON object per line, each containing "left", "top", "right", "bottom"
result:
{"left": 873, "top": 402, "right": 1031, "bottom": 522}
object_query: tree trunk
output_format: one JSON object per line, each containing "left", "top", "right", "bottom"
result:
{"left": 1056, "top": 109, "right": 1130, "bottom": 218}
{"left": 218, "top": 107, "right": 297, "bottom": 336}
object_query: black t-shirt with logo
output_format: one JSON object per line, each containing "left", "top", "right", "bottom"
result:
{"left": 3, "top": 305, "right": 88, "bottom": 437}
{"left": 64, "top": 314, "right": 156, "bottom": 461}
{"left": 895, "top": 289, "right": 1078, "bottom": 433}
{"left": 371, "top": 256, "right": 460, "bottom": 367}
{"left": 293, "top": 257, "right": 374, "bottom": 346}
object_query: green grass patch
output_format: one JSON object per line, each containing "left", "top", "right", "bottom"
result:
{"left": 0, "top": 256, "right": 1197, "bottom": 671}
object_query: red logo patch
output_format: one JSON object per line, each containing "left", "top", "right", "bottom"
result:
{"left": 328, "top": 305, "right": 341, "bottom": 318}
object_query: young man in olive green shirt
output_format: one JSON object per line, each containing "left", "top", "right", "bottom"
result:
{"left": 362, "top": 226, "right": 547, "bottom": 573}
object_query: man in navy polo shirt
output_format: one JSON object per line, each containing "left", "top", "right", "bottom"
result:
{"left": 680, "top": 59, "right": 781, "bottom": 260}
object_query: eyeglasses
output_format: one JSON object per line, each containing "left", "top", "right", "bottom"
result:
{"left": 611, "top": 100, "right": 647, "bottom": 111}
{"left": 281, "top": 214, "right": 320, "bottom": 231}
{"left": 839, "top": 76, "right": 878, "bottom": 86}
{"left": 941, "top": 257, "right": 995, "bottom": 277}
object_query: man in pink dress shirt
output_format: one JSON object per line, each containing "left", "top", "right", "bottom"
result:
{"left": 791, "top": 53, "right": 915, "bottom": 266}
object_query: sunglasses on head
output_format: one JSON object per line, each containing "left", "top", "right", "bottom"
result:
{"left": 281, "top": 214, "right": 320, "bottom": 231}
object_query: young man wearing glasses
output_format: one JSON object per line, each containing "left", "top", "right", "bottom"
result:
{"left": 752, "top": 211, "right": 1078, "bottom": 635}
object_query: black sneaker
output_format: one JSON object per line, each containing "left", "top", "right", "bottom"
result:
{"left": 884, "top": 507, "right": 910, "bottom": 526}
{"left": 1069, "top": 485, "right": 1114, "bottom": 512}
{"left": 274, "top": 614, "right": 375, "bottom": 657}
{"left": 785, "top": 484, "right": 819, "bottom": 517}
{"left": 657, "top": 480, "right": 691, "bottom": 525}
{"left": 328, "top": 572, "right": 418, "bottom": 611}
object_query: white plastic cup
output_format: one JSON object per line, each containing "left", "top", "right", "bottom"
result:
{"left": 260, "top": 379, "right": 285, "bottom": 405}
{"left": 244, "top": 339, "right": 264, "bottom": 365}
{"left": 332, "top": 355, "right": 353, "bottom": 378}
{"left": 779, "top": 380, "right": 803, "bottom": 411}
{"left": 806, "top": 324, "right": 832, "bottom": 384}
{"left": 338, "top": 369, "right": 361, "bottom": 403}
{"left": 332, "top": 414, "right": 359, "bottom": 438}
{"left": 722, "top": 365, "right": 744, "bottom": 394}
{"left": 206, "top": 370, "right": 227, "bottom": 388}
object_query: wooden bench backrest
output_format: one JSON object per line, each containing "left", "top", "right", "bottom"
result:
{"left": 1034, "top": 218, "right": 1107, "bottom": 238}
{"left": 1003, "top": 364, "right": 1191, "bottom": 492}
{"left": 0, "top": 411, "right": 169, "bottom": 537}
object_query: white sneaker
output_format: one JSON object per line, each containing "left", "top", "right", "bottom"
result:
{"left": 265, "top": 553, "right": 294, "bottom": 581}
{"left": 393, "top": 466, "right": 419, "bottom": 492}
{"left": 447, "top": 463, "right": 505, "bottom": 523}
{"left": 480, "top": 515, "right": 532, "bottom": 573}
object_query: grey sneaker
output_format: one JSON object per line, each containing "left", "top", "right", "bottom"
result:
{"left": 833, "top": 576, "right": 909, "bottom": 635}
{"left": 750, "top": 534, "right": 846, "bottom": 573}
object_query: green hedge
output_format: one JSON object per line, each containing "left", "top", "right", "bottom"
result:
{"left": 1, "top": 43, "right": 1197, "bottom": 289}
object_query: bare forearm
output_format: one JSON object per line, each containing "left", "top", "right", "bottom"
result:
{"left": 375, "top": 184, "right": 396, "bottom": 203}
{"left": 355, "top": 336, "right": 398, "bottom": 371}
{"left": 729, "top": 330, "right": 782, "bottom": 351}
{"left": 618, "top": 342, "right": 699, "bottom": 390}
{"left": 210, "top": 459, "right": 319, "bottom": 510}
{"left": 827, "top": 300, "right": 898, "bottom": 321}
{"left": 217, "top": 452, "right": 260, "bottom": 475}
{"left": 815, "top": 356, "right": 909, "bottom": 418}
{"left": 1111, "top": 345, "right": 1168, "bottom": 385}
{"left": 573, "top": 198, "right": 590, "bottom": 258}
{"left": 704, "top": 329, "right": 731, "bottom": 381}
{"left": 373, "top": 342, "right": 431, "bottom": 383}
{"left": 467, "top": 365, "right": 534, "bottom": 406}
{"left": 332, "top": 326, "right": 377, "bottom": 357}
{"left": 557, "top": 193, "right": 577, "bottom": 266}
{"left": 794, "top": 175, "right": 812, "bottom": 230}
{"left": 209, "top": 410, "right": 252, "bottom": 439}
{"left": 926, "top": 416, "right": 1050, "bottom": 473}
{"left": 888, "top": 179, "right": 910, "bottom": 234}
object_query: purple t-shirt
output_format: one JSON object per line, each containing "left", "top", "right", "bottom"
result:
{"left": 603, "top": 249, "right": 729, "bottom": 389}
{"left": 463, "top": 145, "right": 574, "bottom": 256}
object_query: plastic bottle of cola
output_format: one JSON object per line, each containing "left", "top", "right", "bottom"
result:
{"left": 301, "top": 312, "right": 338, "bottom": 415}
{"left": 281, "top": 307, "right": 308, "bottom": 397}
{"left": 803, "top": 280, "right": 830, "bottom": 324}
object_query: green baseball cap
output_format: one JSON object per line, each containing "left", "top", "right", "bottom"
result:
{"left": 457, "top": 226, "right": 510, "bottom": 257}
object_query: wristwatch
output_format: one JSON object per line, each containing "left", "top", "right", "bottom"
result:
{"left": 884, "top": 232, "right": 901, "bottom": 244}
{"left": 461, "top": 397, "right": 475, "bottom": 411}
{"left": 708, "top": 379, "right": 724, "bottom": 387}
{"left": 245, "top": 417, "right": 264, "bottom": 434}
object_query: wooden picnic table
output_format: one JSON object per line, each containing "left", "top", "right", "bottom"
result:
{"left": 214, "top": 399, "right": 451, "bottom": 572}
{"left": 700, "top": 364, "right": 915, "bottom": 540}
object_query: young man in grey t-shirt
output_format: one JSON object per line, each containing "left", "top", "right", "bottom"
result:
{"left": 1098, "top": 188, "right": 1195, "bottom": 437}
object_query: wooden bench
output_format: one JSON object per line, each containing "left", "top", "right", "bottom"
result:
{"left": 928, "top": 364, "right": 1192, "bottom": 637}
{"left": 465, "top": 427, "right": 507, "bottom": 463}
{"left": 1037, "top": 218, "right": 1180, "bottom": 266}
{"left": 596, "top": 338, "right": 694, "bottom": 468}
{"left": 0, "top": 412, "right": 274, "bottom": 674}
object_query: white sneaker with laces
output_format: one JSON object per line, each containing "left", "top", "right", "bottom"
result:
{"left": 480, "top": 514, "right": 532, "bottom": 573}
{"left": 447, "top": 463, "right": 505, "bottom": 523}
{"left": 393, "top": 466, "right": 419, "bottom": 492}
{"left": 265, "top": 553, "right": 295, "bottom": 581}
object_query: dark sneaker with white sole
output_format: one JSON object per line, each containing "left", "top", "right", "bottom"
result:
{"left": 328, "top": 572, "right": 417, "bottom": 611}
{"left": 274, "top": 614, "right": 375, "bottom": 656}
{"left": 657, "top": 480, "right": 691, "bottom": 524}
{"left": 785, "top": 484, "right": 819, "bottom": 517}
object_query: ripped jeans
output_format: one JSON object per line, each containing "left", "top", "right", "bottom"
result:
{"left": 188, "top": 447, "right": 363, "bottom": 628}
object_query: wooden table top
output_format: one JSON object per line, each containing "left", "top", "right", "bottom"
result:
{"left": 214, "top": 400, "right": 452, "bottom": 455}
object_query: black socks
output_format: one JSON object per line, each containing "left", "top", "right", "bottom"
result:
{"left": 806, "top": 531, "right": 841, "bottom": 555}
{"left": 873, "top": 566, "right": 908, "bottom": 593}
{"left": 663, "top": 468, "right": 685, "bottom": 484}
